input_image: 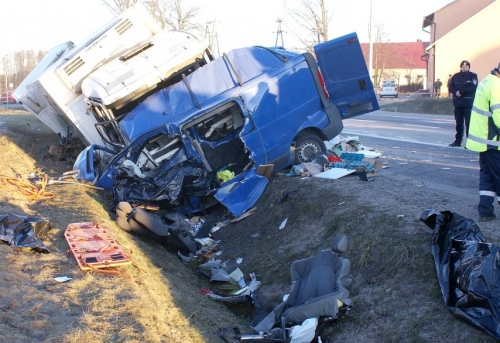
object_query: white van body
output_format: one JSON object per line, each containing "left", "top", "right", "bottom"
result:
{"left": 82, "top": 30, "right": 211, "bottom": 109}
{"left": 14, "top": 2, "right": 211, "bottom": 147}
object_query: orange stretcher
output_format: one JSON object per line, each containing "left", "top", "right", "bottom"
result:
{"left": 65, "top": 222, "right": 133, "bottom": 271}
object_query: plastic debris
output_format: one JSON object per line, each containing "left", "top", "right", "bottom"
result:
{"left": 279, "top": 218, "right": 288, "bottom": 230}
{"left": 54, "top": 276, "right": 72, "bottom": 283}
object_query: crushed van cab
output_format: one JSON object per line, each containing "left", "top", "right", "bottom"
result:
{"left": 73, "top": 32, "right": 379, "bottom": 216}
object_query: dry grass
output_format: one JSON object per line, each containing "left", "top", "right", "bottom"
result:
{"left": 0, "top": 109, "right": 242, "bottom": 343}
{"left": 379, "top": 97, "right": 454, "bottom": 115}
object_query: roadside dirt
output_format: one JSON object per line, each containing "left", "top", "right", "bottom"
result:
{"left": 0, "top": 105, "right": 498, "bottom": 343}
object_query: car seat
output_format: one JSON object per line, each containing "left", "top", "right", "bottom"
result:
{"left": 115, "top": 201, "right": 199, "bottom": 255}
{"left": 220, "top": 234, "right": 352, "bottom": 342}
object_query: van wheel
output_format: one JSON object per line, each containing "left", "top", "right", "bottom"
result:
{"left": 295, "top": 134, "right": 326, "bottom": 164}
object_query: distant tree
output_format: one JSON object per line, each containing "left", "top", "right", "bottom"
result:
{"left": 370, "top": 24, "right": 390, "bottom": 88}
{"left": 1, "top": 49, "right": 46, "bottom": 93}
{"left": 284, "top": 0, "right": 333, "bottom": 50}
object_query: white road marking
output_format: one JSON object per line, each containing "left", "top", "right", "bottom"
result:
{"left": 341, "top": 130, "right": 467, "bottom": 148}
{"left": 401, "top": 124, "right": 438, "bottom": 129}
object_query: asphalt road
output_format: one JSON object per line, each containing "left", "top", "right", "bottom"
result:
{"left": 342, "top": 110, "right": 479, "bottom": 193}
{"left": 0, "top": 102, "right": 23, "bottom": 109}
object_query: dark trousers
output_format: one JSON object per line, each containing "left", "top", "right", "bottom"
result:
{"left": 453, "top": 106, "right": 472, "bottom": 144}
{"left": 478, "top": 150, "right": 500, "bottom": 217}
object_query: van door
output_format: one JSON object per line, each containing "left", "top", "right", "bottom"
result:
{"left": 314, "top": 32, "right": 379, "bottom": 119}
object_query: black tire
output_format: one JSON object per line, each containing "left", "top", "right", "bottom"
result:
{"left": 295, "top": 133, "right": 326, "bottom": 164}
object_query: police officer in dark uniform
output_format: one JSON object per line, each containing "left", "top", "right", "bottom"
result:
{"left": 448, "top": 60, "right": 478, "bottom": 147}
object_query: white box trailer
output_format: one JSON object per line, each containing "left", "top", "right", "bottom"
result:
{"left": 81, "top": 30, "right": 213, "bottom": 147}
{"left": 14, "top": 41, "right": 75, "bottom": 140}
{"left": 14, "top": 2, "right": 209, "bottom": 147}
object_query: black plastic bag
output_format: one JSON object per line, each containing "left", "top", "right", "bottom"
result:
{"left": 420, "top": 209, "right": 500, "bottom": 340}
{"left": 113, "top": 158, "right": 219, "bottom": 209}
{"left": 0, "top": 213, "right": 51, "bottom": 253}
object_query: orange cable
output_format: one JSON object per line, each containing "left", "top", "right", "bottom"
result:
{"left": 0, "top": 174, "right": 55, "bottom": 200}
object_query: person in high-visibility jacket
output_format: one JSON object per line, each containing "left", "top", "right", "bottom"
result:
{"left": 466, "top": 64, "right": 500, "bottom": 221}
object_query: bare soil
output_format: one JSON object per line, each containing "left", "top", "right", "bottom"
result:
{"left": 0, "top": 104, "right": 498, "bottom": 343}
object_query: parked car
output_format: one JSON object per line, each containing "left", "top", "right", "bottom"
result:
{"left": 73, "top": 32, "right": 379, "bottom": 216}
{"left": 379, "top": 80, "right": 398, "bottom": 98}
{"left": 1, "top": 91, "right": 16, "bottom": 103}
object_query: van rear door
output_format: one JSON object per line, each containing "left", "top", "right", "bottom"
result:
{"left": 314, "top": 32, "right": 379, "bottom": 119}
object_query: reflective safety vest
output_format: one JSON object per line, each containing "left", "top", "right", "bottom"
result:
{"left": 466, "top": 72, "right": 500, "bottom": 152}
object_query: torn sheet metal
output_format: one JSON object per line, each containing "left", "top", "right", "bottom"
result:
{"left": 114, "top": 158, "right": 219, "bottom": 211}
{"left": 421, "top": 209, "right": 500, "bottom": 340}
{"left": 0, "top": 213, "right": 51, "bottom": 252}
{"left": 215, "top": 169, "right": 268, "bottom": 217}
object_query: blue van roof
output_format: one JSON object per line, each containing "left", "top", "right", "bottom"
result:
{"left": 119, "top": 46, "right": 297, "bottom": 142}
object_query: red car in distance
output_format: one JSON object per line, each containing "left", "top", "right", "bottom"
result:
{"left": 0, "top": 91, "right": 16, "bottom": 103}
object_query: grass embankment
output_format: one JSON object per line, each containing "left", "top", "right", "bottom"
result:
{"left": 380, "top": 97, "right": 454, "bottom": 115}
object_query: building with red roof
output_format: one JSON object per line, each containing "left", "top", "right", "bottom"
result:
{"left": 360, "top": 41, "right": 430, "bottom": 93}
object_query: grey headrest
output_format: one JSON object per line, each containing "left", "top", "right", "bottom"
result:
{"left": 331, "top": 234, "right": 348, "bottom": 254}
{"left": 116, "top": 201, "right": 132, "bottom": 214}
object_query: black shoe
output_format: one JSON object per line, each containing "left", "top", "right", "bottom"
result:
{"left": 448, "top": 142, "right": 462, "bottom": 147}
{"left": 479, "top": 214, "right": 496, "bottom": 222}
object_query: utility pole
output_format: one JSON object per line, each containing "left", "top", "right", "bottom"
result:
{"left": 275, "top": 18, "right": 285, "bottom": 48}
{"left": 205, "top": 20, "right": 220, "bottom": 58}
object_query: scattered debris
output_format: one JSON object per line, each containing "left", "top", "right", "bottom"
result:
{"left": 231, "top": 207, "right": 258, "bottom": 223}
{"left": 314, "top": 168, "right": 356, "bottom": 180}
{"left": 54, "top": 276, "right": 72, "bottom": 283}
{"left": 279, "top": 218, "right": 288, "bottom": 230}
{"left": 276, "top": 189, "right": 298, "bottom": 204}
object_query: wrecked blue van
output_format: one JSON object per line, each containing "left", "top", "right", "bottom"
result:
{"left": 73, "top": 32, "right": 378, "bottom": 216}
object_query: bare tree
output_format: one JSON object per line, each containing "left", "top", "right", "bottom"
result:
{"left": 103, "top": 0, "right": 140, "bottom": 15}
{"left": 284, "top": 0, "right": 332, "bottom": 50}
{"left": 103, "top": 0, "right": 202, "bottom": 33}
{"left": 369, "top": 24, "right": 390, "bottom": 89}
{"left": 162, "top": 0, "right": 201, "bottom": 32}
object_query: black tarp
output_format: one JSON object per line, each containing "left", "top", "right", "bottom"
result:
{"left": 113, "top": 158, "right": 219, "bottom": 209}
{"left": 0, "top": 212, "right": 51, "bottom": 252}
{"left": 420, "top": 209, "right": 500, "bottom": 340}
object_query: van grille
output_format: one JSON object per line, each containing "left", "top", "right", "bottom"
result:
{"left": 63, "top": 57, "right": 85, "bottom": 76}
{"left": 115, "top": 19, "right": 133, "bottom": 35}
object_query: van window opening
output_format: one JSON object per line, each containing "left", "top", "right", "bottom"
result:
{"left": 186, "top": 102, "right": 251, "bottom": 177}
